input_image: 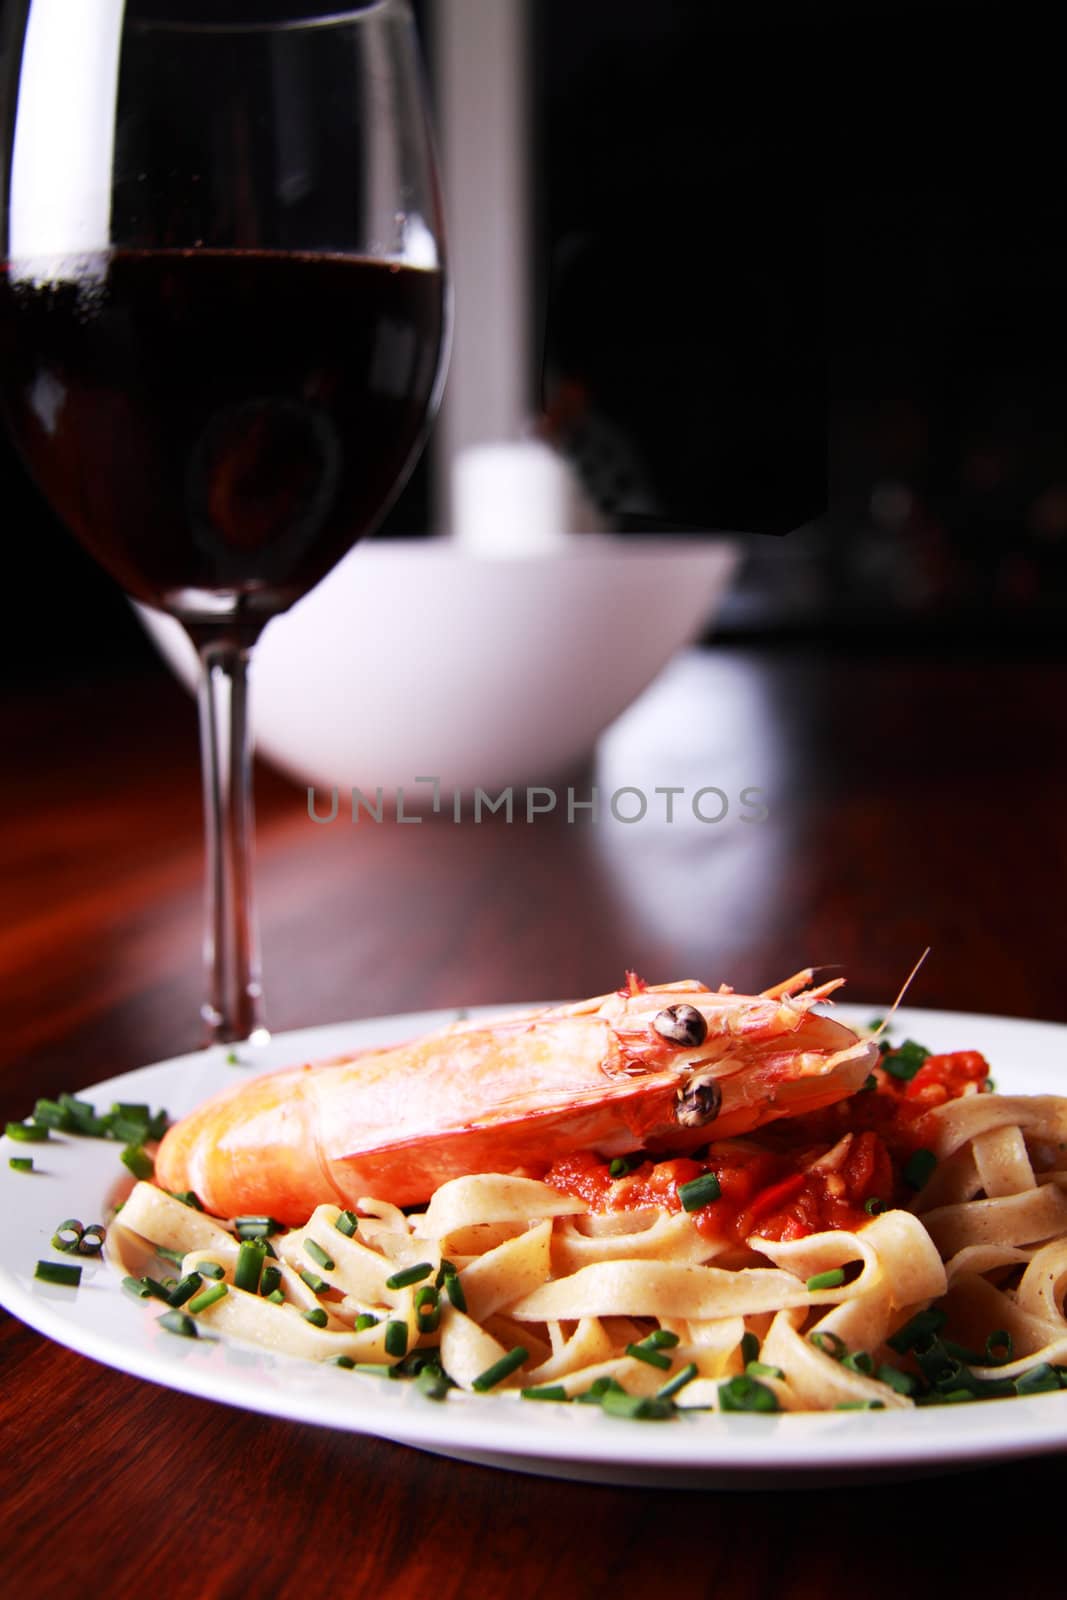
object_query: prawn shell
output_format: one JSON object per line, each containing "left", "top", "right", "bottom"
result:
{"left": 155, "top": 1007, "right": 876, "bottom": 1224}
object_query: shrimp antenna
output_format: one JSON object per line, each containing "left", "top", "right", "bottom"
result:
{"left": 872, "top": 947, "right": 931, "bottom": 1040}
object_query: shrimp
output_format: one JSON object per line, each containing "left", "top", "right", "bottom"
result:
{"left": 155, "top": 971, "right": 877, "bottom": 1224}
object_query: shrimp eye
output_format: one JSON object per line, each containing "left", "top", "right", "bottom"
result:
{"left": 653, "top": 1004, "right": 708, "bottom": 1048}
{"left": 675, "top": 1072, "right": 722, "bottom": 1129}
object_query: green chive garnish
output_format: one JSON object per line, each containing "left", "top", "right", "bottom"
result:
{"left": 51, "top": 1219, "right": 84, "bottom": 1253}
{"left": 154, "top": 1246, "right": 185, "bottom": 1268}
{"left": 121, "top": 1144, "right": 154, "bottom": 1180}
{"left": 646, "top": 1328, "right": 679, "bottom": 1348}
{"left": 658, "top": 1362, "right": 699, "bottom": 1399}
{"left": 746, "top": 1360, "right": 785, "bottom": 1380}
{"left": 35, "top": 1260, "right": 82, "bottom": 1287}
{"left": 234, "top": 1240, "right": 266, "bottom": 1293}
{"left": 599, "top": 1390, "right": 675, "bottom": 1421}
{"left": 334, "top": 1210, "right": 360, "bottom": 1238}
{"left": 876, "top": 1364, "right": 917, "bottom": 1396}
{"left": 197, "top": 1260, "right": 225, "bottom": 1279}
{"left": 9, "top": 1156, "right": 33, "bottom": 1172}
{"left": 327, "top": 1354, "right": 355, "bottom": 1368}
{"left": 158, "top": 1310, "right": 198, "bottom": 1338}
{"left": 299, "top": 1268, "right": 328, "bottom": 1295}
{"left": 265, "top": 1290, "right": 285, "bottom": 1304}
{"left": 353, "top": 1363, "right": 396, "bottom": 1378}
{"left": 883, "top": 1039, "right": 930, "bottom": 1081}
{"left": 355, "top": 1313, "right": 379, "bottom": 1332}
{"left": 122, "top": 1275, "right": 151, "bottom": 1299}
{"left": 740, "top": 1331, "right": 760, "bottom": 1366}
{"left": 522, "top": 1384, "right": 570, "bottom": 1402}
{"left": 168, "top": 1273, "right": 203, "bottom": 1308}
{"left": 415, "top": 1285, "right": 440, "bottom": 1333}
{"left": 1015, "top": 1363, "right": 1062, "bottom": 1395}
{"left": 303, "top": 1307, "right": 328, "bottom": 1327}
{"left": 842, "top": 1351, "right": 874, "bottom": 1376}
{"left": 806, "top": 1268, "right": 846, "bottom": 1291}
{"left": 303, "top": 1239, "right": 335, "bottom": 1273}
{"left": 809, "top": 1331, "right": 847, "bottom": 1360}
{"left": 718, "top": 1375, "right": 779, "bottom": 1413}
{"left": 887, "top": 1307, "right": 945, "bottom": 1352}
{"left": 472, "top": 1346, "right": 528, "bottom": 1392}
{"left": 626, "top": 1341, "right": 672, "bottom": 1371}
{"left": 678, "top": 1172, "right": 721, "bottom": 1211}
{"left": 259, "top": 1265, "right": 282, "bottom": 1297}
{"left": 225, "top": 1051, "right": 239, "bottom": 1065}
{"left": 904, "top": 1148, "right": 937, "bottom": 1190}
{"left": 384, "top": 1320, "right": 409, "bottom": 1358}
{"left": 609, "top": 1157, "right": 635, "bottom": 1178}
{"left": 861, "top": 1073, "right": 877, "bottom": 1092}
{"left": 442, "top": 1269, "right": 467, "bottom": 1313}
{"left": 835, "top": 1400, "right": 885, "bottom": 1410}
{"left": 864, "top": 1197, "right": 885, "bottom": 1215}
{"left": 188, "top": 1282, "right": 228, "bottom": 1314}
{"left": 233, "top": 1215, "right": 281, "bottom": 1239}
{"left": 170, "top": 1191, "right": 204, "bottom": 1211}
{"left": 385, "top": 1261, "right": 433, "bottom": 1290}
{"left": 6, "top": 1121, "right": 50, "bottom": 1142}
{"left": 415, "top": 1364, "right": 450, "bottom": 1401}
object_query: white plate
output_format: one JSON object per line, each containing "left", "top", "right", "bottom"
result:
{"left": 3, "top": 1003, "right": 1067, "bottom": 1489}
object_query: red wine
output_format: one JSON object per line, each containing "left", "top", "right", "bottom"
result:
{"left": 0, "top": 250, "right": 446, "bottom": 624}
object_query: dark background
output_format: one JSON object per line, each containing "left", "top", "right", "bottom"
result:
{"left": 2, "top": 0, "right": 1063, "bottom": 685}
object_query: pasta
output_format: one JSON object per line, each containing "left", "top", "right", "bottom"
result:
{"left": 108, "top": 1049, "right": 1067, "bottom": 1416}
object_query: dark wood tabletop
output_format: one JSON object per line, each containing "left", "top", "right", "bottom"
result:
{"left": 3, "top": 640, "right": 1066, "bottom": 1600}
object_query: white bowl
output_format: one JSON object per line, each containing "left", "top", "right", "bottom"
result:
{"left": 136, "top": 535, "right": 739, "bottom": 795}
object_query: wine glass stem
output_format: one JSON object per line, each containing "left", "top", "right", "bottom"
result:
{"left": 196, "top": 639, "right": 266, "bottom": 1044}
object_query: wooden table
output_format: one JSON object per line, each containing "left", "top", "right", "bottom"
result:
{"left": 3, "top": 643, "right": 1066, "bottom": 1598}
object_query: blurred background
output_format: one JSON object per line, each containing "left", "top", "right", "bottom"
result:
{"left": 4, "top": 0, "right": 1064, "bottom": 690}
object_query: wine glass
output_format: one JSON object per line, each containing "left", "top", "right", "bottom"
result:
{"left": 0, "top": 1, "right": 448, "bottom": 1043}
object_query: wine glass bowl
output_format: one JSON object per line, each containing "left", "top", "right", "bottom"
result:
{"left": 0, "top": 0, "right": 448, "bottom": 1040}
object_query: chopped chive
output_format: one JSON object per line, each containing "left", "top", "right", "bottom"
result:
{"left": 155, "top": 1246, "right": 185, "bottom": 1267}
{"left": 121, "top": 1144, "right": 154, "bottom": 1180}
{"left": 158, "top": 1310, "right": 198, "bottom": 1338}
{"left": 609, "top": 1156, "right": 637, "bottom": 1178}
{"left": 334, "top": 1210, "right": 360, "bottom": 1238}
{"left": 876, "top": 1364, "right": 917, "bottom": 1396}
{"left": 303, "top": 1307, "right": 329, "bottom": 1328}
{"left": 197, "top": 1260, "right": 225, "bottom": 1280}
{"left": 985, "top": 1330, "right": 1013, "bottom": 1365}
{"left": 658, "top": 1362, "right": 699, "bottom": 1399}
{"left": 384, "top": 1319, "right": 409, "bottom": 1358}
{"left": 1015, "top": 1363, "right": 1062, "bottom": 1395}
{"left": 861, "top": 1074, "right": 877, "bottom": 1092}
{"left": 51, "top": 1219, "right": 84, "bottom": 1253}
{"left": 806, "top": 1268, "right": 846, "bottom": 1291}
{"left": 904, "top": 1149, "right": 937, "bottom": 1190}
{"left": 260, "top": 1265, "right": 282, "bottom": 1297}
{"left": 678, "top": 1172, "right": 721, "bottom": 1211}
{"left": 353, "top": 1363, "right": 396, "bottom": 1378}
{"left": 522, "top": 1384, "right": 570, "bottom": 1402}
{"left": 718, "top": 1375, "right": 779, "bottom": 1413}
{"left": 809, "top": 1331, "right": 847, "bottom": 1360}
{"left": 35, "top": 1260, "right": 82, "bottom": 1287}
{"left": 626, "top": 1341, "right": 672, "bottom": 1371}
{"left": 576, "top": 1377, "right": 621, "bottom": 1405}
{"left": 646, "top": 1328, "right": 680, "bottom": 1349}
{"left": 233, "top": 1215, "right": 281, "bottom": 1239}
{"left": 442, "top": 1269, "right": 467, "bottom": 1314}
{"left": 303, "top": 1239, "right": 335, "bottom": 1273}
{"left": 472, "top": 1347, "right": 529, "bottom": 1392}
{"left": 740, "top": 1331, "right": 760, "bottom": 1366}
{"left": 985, "top": 1077, "right": 997, "bottom": 1093}
{"left": 888, "top": 1308, "right": 945, "bottom": 1353}
{"left": 746, "top": 1361, "right": 785, "bottom": 1380}
{"left": 415, "top": 1284, "right": 441, "bottom": 1333}
{"left": 77, "top": 1224, "right": 106, "bottom": 1256}
{"left": 864, "top": 1196, "right": 885, "bottom": 1215}
{"left": 168, "top": 1273, "right": 204, "bottom": 1308}
{"left": 140, "top": 1275, "right": 173, "bottom": 1302}
{"left": 110, "top": 1115, "right": 151, "bottom": 1144}
{"left": 415, "top": 1364, "right": 450, "bottom": 1401}
{"left": 835, "top": 1400, "right": 885, "bottom": 1410}
{"left": 867, "top": 1016, "right": 886, "bottom": 1031}
{"left": 122, "top": 1275, "right": 151, "bottom": 1299}
{"left": 234, "top": 1240, "right": 266, "bottom": 1293}
{"left": 188, "top": 1282, "right": 229, "bottom": 1314}
{"left": 5, "top": 1121, "right": 50, "bottom": 1143}
{"left": 842, "top": 1351, "right": 874, "bottom": 1376}
{"left": 9, "top": 1156, "right": 34, "bottom": 1172}
{"left": 170, "top": 1191, "right": 204, "bottom": 1211}
{"left": 600, "top": 1389, "right": 675, "bottom": 1421}
{"left": 385, "top": 1261, "right": 433, "bottom": 1290}
{"left": 299, "top": 1268, "right": 328, "bottom": 1295}
{"left": 355, "top": 1313, "right": 379, "bottom": 1332}
{"left": 265, "top": 1290, "right": 285, "bottom": 1304}
{"left": 883, "top": 1039, "right": 930, "bottom": 1081}
{"left": 327, "top": 1354, "right": 355, "bottom": 1368}
{"left": 225, "top": 1051, "right": 239, "bottom": 1064}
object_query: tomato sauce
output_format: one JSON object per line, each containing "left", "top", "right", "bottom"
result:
{"left": 545, "top": 1048, "right": 990, "bottom": 1244}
